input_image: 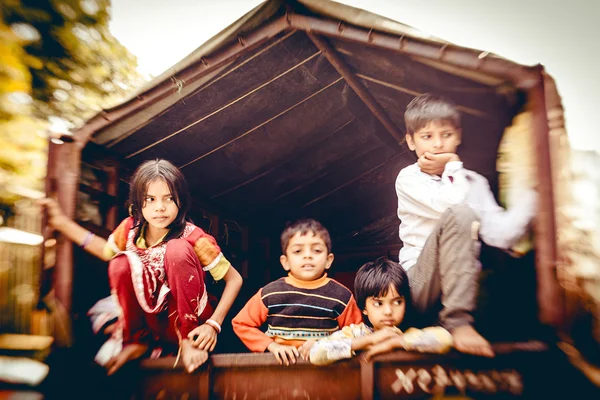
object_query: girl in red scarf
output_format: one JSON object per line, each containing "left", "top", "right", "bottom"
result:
{"left": 40, "top": 159, "right": 242, "bottom": 374}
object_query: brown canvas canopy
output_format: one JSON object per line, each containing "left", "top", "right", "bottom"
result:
{"left": 51, "top": 0, "right": 567, "bottom": 330}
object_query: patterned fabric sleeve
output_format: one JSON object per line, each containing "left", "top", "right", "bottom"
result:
{"left": 401, "top": 326, "right": 453, "bottom": 354}
{"left": 309, "top": 323, "right": 372, "bottom": 366}
{"left": 193, "top": 232, "right": 231, "bottom": 281}
{"left": 103, "top": 218, "right": 133, "bottom": 259}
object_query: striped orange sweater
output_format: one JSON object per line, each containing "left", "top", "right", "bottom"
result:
{"left": 232, "top": 274, "right": 363, "bottom": 352}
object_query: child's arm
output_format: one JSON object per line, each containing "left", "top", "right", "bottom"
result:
{"left": 204, "top": 266, "right": 243, "bottom": 327}
{"left": 231, "top": 289, "right": 273, "bottom": 352}
{"left": 188, "top": 265, "right": 243, "bottom": 351}
{"left": 396, "top": 161, "right": 470, "bottom": 220}
{"left": 476, "top": 177, "right": 537, "bottom": 250}
{"left": 230, "top": 290, "right": 301, "bottom": 365}
{"left": 308, "top": 324, "right": 366, "bottom": 365}
{"left": 365, "top": 327, "right": 453, "bottom": 360}
{"left": 188, "top": 237, "right": 243, "bottom": 351}
{"left": 309, "top": 325, "right": 401, "bottom": 365}
{"left": 39, "top": 198, "right": 109, "bottom": 261}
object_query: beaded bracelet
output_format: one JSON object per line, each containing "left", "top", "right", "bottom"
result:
{"left": 80, "top": 231, "right": 95, "bottom": 249}
{"left": 205, "top": 319, "right": 221, "bottom": 333}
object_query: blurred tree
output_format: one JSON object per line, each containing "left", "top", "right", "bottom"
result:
{"left": 0, "top": 0, "right": 144, "bottom": 204}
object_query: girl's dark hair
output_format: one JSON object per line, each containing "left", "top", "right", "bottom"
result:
{"left": 354, "top": 257, "right": 413, "bottom": 328}
{"left": 128, "top": 159, "right": 191, "bottom": 242}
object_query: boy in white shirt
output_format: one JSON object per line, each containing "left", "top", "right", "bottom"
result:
{"left": 395, "top": 94, "right": 536, "bottom": 358}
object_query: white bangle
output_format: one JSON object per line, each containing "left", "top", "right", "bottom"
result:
{"left": 205, "top": 319, "right": 221, "bottom": 333}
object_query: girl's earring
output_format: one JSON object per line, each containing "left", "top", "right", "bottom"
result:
{"left": 128, "top": 204, "right": 134, "bottom": 217}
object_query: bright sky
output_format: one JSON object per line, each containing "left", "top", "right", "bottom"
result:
{"left": 109, "top": 0, "right": 599, "bottom": 153}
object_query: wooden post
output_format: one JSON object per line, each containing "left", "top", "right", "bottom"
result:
{"left": 209, "top": 213, "right": 219, "bottom": 240}
{"left": 104, "top": 163, "right": 119, "bottom": 230}
{"left": 528, "top": 67, "right": 563, "bottom": 328}
{"left": 360, "top": 359, "right": 375, "bottom": 400}
{"left": 307, "top": 32, "right": 405, "bottom": 145}
{"left": 41, "top": 140, "right": 59, "bottom": 273}
{"left": 241, "top": 226, "right": 249, "bottom": 278}
{"left": 54, "top": 142, "right": 80, "bottom": 315}
{"left": 199, "top": 364, "right": 211, "bottom": 400}
{"left": 50, "top": 140, "right": 81, "bottom": 346}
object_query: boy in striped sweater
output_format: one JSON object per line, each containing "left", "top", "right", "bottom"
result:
{"left": 232, "top": 219, "right": 363, "bottom": 365}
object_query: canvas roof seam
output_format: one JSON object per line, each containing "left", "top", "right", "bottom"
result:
{"left": 268, "top": 120, "right": 396, "bottom": 205}
{"left": 124, "top": 50, "right": 324, "bottom": 159}
{"left": 301, "top": 151, "right": 406, "bottom": 208}
{"left": 355, "top": 74, "right": 491, "bottom": 119}
{"left": 308, "top": 32, "right": 405, "bottom": 145}
{"left": 337, "top": 213, "right": 399, "bottom": 242}
{"left": 209, "top": 117, "right": 356, "bottom": 200}
{"left": 105, "top": 30, "right": 299, "bottom": 149}
{"left": 272, "top": 170, "right": 331, "bottom": 203}
{"left": 178, "top": 77, "right": 344, "bottom": 170}
{"left": 185, "top": 30, "right": 296, "bottom": 101}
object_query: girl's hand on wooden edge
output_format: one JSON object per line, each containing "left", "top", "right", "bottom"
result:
{"left": 187, "top": 324, "right": 217, "bottom": 352}
{"left": 364, "top": 336, "right": 407, "bottom": 361}
{"left": 368, "top": 326, "right": 403, "bottom": 345}
{"left": 298, "top": 339, "right": 315, "bottom": 360}
{"left": 267, "top": 342, "right": 299, "bottom": 366}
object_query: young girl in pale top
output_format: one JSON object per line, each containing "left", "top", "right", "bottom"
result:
{"left": 301, "top": 257, "right": 452, "bottom": 365}
{"left": 40, "top": 159, "right": 243, "bottom": 374}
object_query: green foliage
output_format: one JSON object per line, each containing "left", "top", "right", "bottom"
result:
{"left": 0, "top": 0, "right": 143, "bottom": 204}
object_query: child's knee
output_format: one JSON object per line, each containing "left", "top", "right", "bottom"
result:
{"left": 165, "top": 239, "right": 195, "bottom": 263}
{"left": 441, "top": 205, "right": 479, "bottom": 237}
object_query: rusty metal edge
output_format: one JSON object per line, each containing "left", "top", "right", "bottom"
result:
{"left": 288, "top": 13, "right": 540, "bottom": 88}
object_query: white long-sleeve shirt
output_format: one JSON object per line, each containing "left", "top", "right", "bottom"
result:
{"left": 396, "top": 161, "right": 536, "bottom": 271}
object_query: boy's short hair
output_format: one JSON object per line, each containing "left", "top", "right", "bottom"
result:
{"left": 404, "top": 93, "right": 461, "bottom": 135}
{"left": 354, "top": 257, "right": 411, "bottom": 311}
{"left": 280, "top": 219, "right": 332, "bottom": 254}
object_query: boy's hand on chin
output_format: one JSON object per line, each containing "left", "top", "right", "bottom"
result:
{"left": 418, "top": 152, "right": 460, "bottom": 175}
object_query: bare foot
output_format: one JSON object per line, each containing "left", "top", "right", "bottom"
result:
{"left": 452, "top": 325, "right": 494, "bottom": 357}
{"left": 181, "top": 339, "right": 209, "bottom": 373}
{"left": 106, "top": 343, "right": 148, "bottom": 375}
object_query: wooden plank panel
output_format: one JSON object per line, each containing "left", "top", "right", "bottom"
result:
{"left": 135, "top": 342, "right": 553, "bottom": 399}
